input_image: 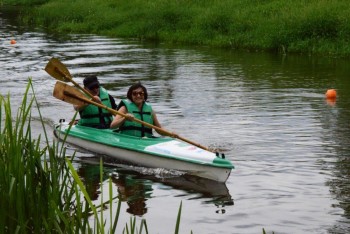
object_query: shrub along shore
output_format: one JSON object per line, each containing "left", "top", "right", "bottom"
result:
{"left": 4, "top": 0, "right": 350, "bottom": 57}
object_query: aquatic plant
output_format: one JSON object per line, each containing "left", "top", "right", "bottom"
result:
{"left": 0, "top": 79, "right": 99, "bottom": 232}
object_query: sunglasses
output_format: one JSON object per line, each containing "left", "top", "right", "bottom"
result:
{"left": 132, "top": 91, "right": 145, "bottom": 97}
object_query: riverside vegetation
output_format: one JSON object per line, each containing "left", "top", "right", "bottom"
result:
{"left": 3, "top": 0, "right": 350, "bottom": 57}
{"left": 0, "top": 80, "right": 185, "bottom": 233}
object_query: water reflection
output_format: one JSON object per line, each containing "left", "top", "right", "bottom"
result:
{"left": 77, "top": 161, "right": 233, "bottom": 216}
{"left": 153, "top": 175, "right": 233, "bottom": 205}
{"left": 77, "top": 162, "right": 152, "bottom": 216}
{"left": 112, "top": 174, "right": 152, "bottom": 216}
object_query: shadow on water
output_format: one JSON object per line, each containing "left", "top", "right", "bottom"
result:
{"left": 76, "top": 159, "right": 234, "bottom": 217}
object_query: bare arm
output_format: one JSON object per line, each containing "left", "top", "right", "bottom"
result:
{"left": 74, "top": 95, "right": 102, "bottom": 111}
{"left": 74, "top": 103, "right": 87, "bottom": 111}
{"left": 110, "top": 106, "right": 134, "bottom": 129}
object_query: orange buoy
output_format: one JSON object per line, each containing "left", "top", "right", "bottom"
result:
{"left": 10, "top": 39, "right": 17, "bottom": 44}
{"left": 325, "top": 89, "right": 337, "bottom": 99}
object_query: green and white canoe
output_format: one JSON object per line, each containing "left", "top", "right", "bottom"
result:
{"left": 54, "top": 121, "right": 234, "bottom": 182}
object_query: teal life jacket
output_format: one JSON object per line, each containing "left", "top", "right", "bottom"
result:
{"left": 119, "top": 99, "right": 154, "bottom": 137}
{"left": 78, "top": 87, "right": 113, "bottom": 128}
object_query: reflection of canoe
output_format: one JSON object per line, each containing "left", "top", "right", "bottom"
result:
{"left": 148, "top": 175, "right": 234, "bottom": 205}
{"left": 76, "top": 162, "right": 233, "bottom": 216}
{"left": 54, "top": 121, "right": 234, "bottom": 182}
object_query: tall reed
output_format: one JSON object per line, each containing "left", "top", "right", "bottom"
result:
{"left": 0, "top": 80, "right": 83, "bottom": 232}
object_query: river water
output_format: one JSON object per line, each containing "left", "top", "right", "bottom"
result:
{"left": 1, "top": 8, "right": 350, "bottom": 234}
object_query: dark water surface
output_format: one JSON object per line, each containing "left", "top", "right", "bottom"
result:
{"left": 1, "top": 8, "right": 350, "bottom": 234}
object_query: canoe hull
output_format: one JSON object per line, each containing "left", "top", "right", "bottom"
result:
{"left": 54, "top": 122, "right": 233, "bottom": 182}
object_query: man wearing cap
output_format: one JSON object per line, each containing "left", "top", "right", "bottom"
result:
{"left": 74, "top": 75, "right": 117, "bottom": 129}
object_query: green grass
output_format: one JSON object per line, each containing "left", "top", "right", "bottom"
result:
{"left": 1, "top": 0, "right": 48, "bottom": 5}
{"left": 4, "top": 0, "right": 350, "bottom": 57}
{"left": 0, "top": 79, "right": 187, "bottom": 233}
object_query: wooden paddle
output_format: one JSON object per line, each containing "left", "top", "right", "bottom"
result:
{"left": 53, "top": 81, "right": 214, "bottom": 152}
{"left": 45, "top": 57, "right": 94, "bottom": 99}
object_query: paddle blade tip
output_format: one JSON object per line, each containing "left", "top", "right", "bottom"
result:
{"left": 53, "top": 81, "right": 87, "bottom": 106}
{"left": 45, "top": 57, "right": 72, "bottom": 82}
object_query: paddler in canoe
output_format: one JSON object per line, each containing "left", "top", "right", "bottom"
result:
{"left": 73, "top": 75, "right": 117, "bottom": 129}
{"left": 110, "top": 82, "right": 177, "bottom": 138}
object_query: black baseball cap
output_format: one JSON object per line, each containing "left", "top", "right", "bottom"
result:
{"left": 83, "top": 75, "right": 100, "bottom": 89}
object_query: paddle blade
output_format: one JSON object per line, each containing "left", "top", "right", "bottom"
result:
{"left": 53, "top": 81, "right": 87, "bottom": 106}
{"left": 45, "top": 57, "right": 72, "bottom": 82}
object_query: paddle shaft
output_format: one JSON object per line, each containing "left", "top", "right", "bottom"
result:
{"left": 63, "top": 90, "right": 212, "bottom": 151}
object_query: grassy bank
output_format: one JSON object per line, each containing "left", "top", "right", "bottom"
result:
{"left": 4, "top": 0, "right": 350, "bottom": 57}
